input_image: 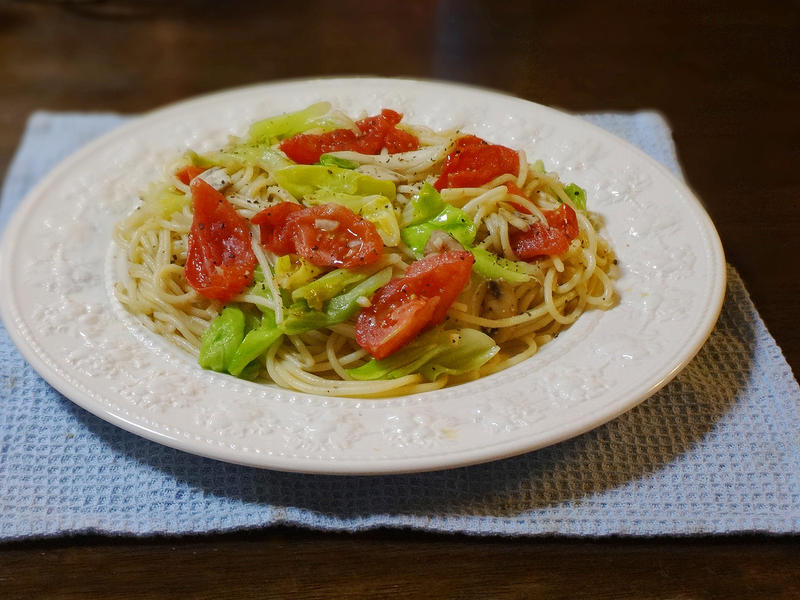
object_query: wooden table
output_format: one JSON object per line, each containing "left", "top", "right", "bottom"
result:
{"left": 1, "top": 1, "right": 798, "bottom": 597}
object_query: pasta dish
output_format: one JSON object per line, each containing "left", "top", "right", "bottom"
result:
{"left": 114, "top": 103, "right": 617, "bottom": 397}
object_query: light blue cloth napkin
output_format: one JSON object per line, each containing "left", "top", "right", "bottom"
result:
{"left": 1, "top": 112, "right": 798, "bottom": 539}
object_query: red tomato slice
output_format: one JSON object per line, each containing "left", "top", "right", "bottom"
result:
{"left": 510, "top": 205, "right": 579, "bottom": 260}
{"left": 505, "top": 181, "right": 526, "bottom": 198}
{"left": 454, "top": 134, "right": 486, "bottom": 149}
{"left": 351, "top": 109, "right": 402, "bottom": 154}
{"left": 279, "top": 129, "right": 358, "bottom": 165}
{"left": 185, "top": 179, "right": 257, "bottom": 302}
{"left": 504, "top": 182, "right": 530, "bottom": 213}
{"left": 251, "top": 202, "right": 304, "bottom": 255}
{"left": 175, "top": 165, "right": 207, "bottom": 185}
{"left": 279, "top": 109, "right": 419, "bottom": 164}
{"left": 355, "top": 251, "right": 474, "bottom": 359}
{"left": 510, "top": 223, "right": 570, "bottom": 259}
{"left": 544, "top": 204, "right": 579, "bottom": 239}
{"left": 289, "top": 204, "right": 383, "bottom": 268}
{"left": 404, "top": 251, "right": 475, "bottom": 324}
{"left": 355, "top": 280, "right": 440, "bottom": 360}
{"left": 433, "top": 135, "right": 519, "bottom": 191}
{"left": 384, "top": 127, "right": 420, "bottom": 153}
{"left": 252, "top": 202, "right": 383, "bottom": 268}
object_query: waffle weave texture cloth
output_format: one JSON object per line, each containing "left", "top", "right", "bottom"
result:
{"left": 0, "top": 111, "right": 798, "bottom": 539}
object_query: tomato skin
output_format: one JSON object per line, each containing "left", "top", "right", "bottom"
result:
{"left": 279, "top": 130, "right": 358, "bottom": 165}
{"left": 384, "top": 127, "right": 419, "bottom": 153}
{"left": 544, "top": 203, "right": 579, "bottom": 240}
{"left": 355, "top": 251, "right": 474, "bottom": 359}
{"left": 185, "top": 179, "right": 257, "bottom": 302}
{"left": 433, "top": 135, "right": 519, "bottom": 191}
{"left": 251, "top": 202, "right": 304, "bottom": 255}
{"left": 279, "top": 109, "right": 419, "bottom": 164}
{"left": 355, "top": 280, "right": 440, "bottom": 360}
{"left": 510, "top": 204, "right": 579, "bottom": 260}
{"left": 290, "top": 204, "right": 384, "bottom": 268}
{"left": 176, "top": 165, "right": 207, "bottom": 185}
{"left": 251, "top": 202, "right": 383, "bottom": 268}
{"left": 352, "top": 109, "right": 401, "bottom": 154}
{"left": 504, "top": 182, "right": 530, "bottom": 213}
{"left": 404, "top": 251, "right": 475, "bottom": 324}
{"left": 504, "top": 181, "right": 526, "bottom": 198}
{"left": 510, "top": 223, "right": 570, "bottom": 258}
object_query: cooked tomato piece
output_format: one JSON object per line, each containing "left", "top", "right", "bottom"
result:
{"left": 355, "top": 251, "right": 474, "bottom": 359}
{"left": 454, "top": 134, "right": 486, "bottom": 149}
{"left": 355, "top": 280, "right": 440, "bottom": 360}
{"left": 279, "top": 109, "right": 419, "bottom": 164}
{"left": 505, "top": 181, "right": 527, "bottom": 198}
{"left": 252, "top": 202, "right": 383, "bottom": 268}
{"left": 352, "top": 109, "right": 402, "bottom": 154}
{"left": 504, "top": 181, "right": 530, "bottom": 213}
{"left": 433, "top": 135, "right": 519, "bottom": 190}
{"left": 384, "top": 127, "right": 420, "bottom": 153}
{"left": 510, "top": 223, "right": 570, "bottom": 259}
{"left": 510, "top": 204, "right": 579, "bottom": 260}
{"left": 279, "top": 129, "right": 358, "bottom": 165}
{"left": 251, "top": 202, "right": 304, "bottom": 255}
{"left": 185, "top": 179, "right": 257, "bottom": 302}
{"left": 175, "top": 165, "right": 207, "bottom": 185}
{"left": 544, "top": 203, "right": 579, "bottom": 239}
{"left": 289, "top": 204, "right": 384, "bottom": 268}
{"left": 404, "top": 251, "right": 475, "bottom": 324}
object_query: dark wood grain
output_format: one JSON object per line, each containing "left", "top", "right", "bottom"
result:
{"left": 1, "top": 530, "right": 799, "bottom": 600}
{"left": 0, "top": 0, "right": 798, "bottom": 598}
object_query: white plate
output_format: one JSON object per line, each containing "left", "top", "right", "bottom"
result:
{"left": 0, "top": 78, "right": 725, "bottom": 474}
